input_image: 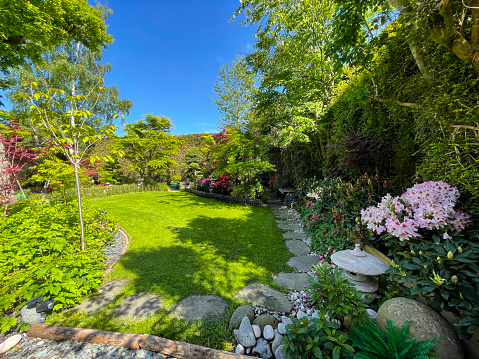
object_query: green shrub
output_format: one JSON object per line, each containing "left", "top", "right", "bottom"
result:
{"left": 307, "top": 263, "right": 367, "bottom": 324}
{"left": 65, "top": 183, "right": 168, "bottom": 199}
{"left": 0, "top": 199, "right": 115, "bottom": 333}
{"left": 281, "top": 315, "right": 354, "bottom": 359}
{"left": 387, "top": 230, "right": 479, "bottom": 339}
{"left": 350, "top": 319, "right": 438, "bottom": 359}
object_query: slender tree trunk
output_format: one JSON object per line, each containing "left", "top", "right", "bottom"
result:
{"left": 73, "top": 157, "right": 86, "bottom": 251}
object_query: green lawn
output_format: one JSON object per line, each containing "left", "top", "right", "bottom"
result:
{"left": 49, "top": 191, "right": 293, "bottom": 349}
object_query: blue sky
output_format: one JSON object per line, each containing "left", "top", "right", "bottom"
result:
{"left": 100, "top": 1, "right": 256, "bottom": 135}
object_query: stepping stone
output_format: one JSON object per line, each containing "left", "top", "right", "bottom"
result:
{"left": 282, "top": 231, "right": 308, "bottom": 240}
{"left": 72, "top": 279, "right": 129, "bottom": 315}
{"left": 273, "top": 273, "right": 311, "bottom": 291}
{"left": 112, "top": 292, "right": 162, "bottom": 318}
{"left": 287, "top": 255, "right": 319, "bottom": 272}
{"left": 276, "top": 219, "right": 296, "bottom": 226}
{"left": 275, "top": 213, "right": 299, "bottom": 220}
{"left": 277, "top": 223, "right": 302, "bottom": 231}
{"left": 285, "top": 240, "right": 310, "bottom": 255}
{"left": 173, "top": 295, "right": 229, "bottom": 322}
{"left": 236, "top": 283, "right": 292, "bottom": 314}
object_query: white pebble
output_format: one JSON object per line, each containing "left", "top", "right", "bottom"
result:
{"left": 235, "top": 344, "right": 245, "bottom": 355}
{"left": 297, "top": 310, "right": 307, "bottom": 319}
{"left": 263, "top": 325, "right": 275, "bottom": 340}
{"left": 277, "top": 323, "right": 286, "bottom": 335}
{"left": 252, "top": 325, "right": 261, "bottom": 338}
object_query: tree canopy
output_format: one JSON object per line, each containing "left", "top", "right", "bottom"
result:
{"left": 0, "top": 0, "right": 113, "bottom": 74}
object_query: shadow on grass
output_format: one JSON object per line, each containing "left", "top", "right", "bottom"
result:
{"left": 54, "top": 192, "right": 292, "bottom": 349}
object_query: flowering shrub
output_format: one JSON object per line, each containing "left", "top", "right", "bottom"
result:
{"left": 361, "top": 181, "right": 470, "bottom": 241}
{"left": 198, "top": 178, "right": 211, "bottom": 192}
{"left": 363, "top": 181, "right": 478, "bottom": 339}
{"left": 212, "top": 174, "right": 231, "bottom": 196}
{"left": 299, "top": 175, "right": 390, "bottom": 252}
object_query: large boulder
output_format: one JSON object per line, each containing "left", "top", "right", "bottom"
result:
{"left": 377, "top": 297, "right": 464, "bottom": 359}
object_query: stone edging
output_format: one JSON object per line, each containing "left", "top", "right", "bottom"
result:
{"left": 185, "top": 188, "right": 266, "bottom": 207}
{"left": 26, "top": 324, "right": 249, "bottom": 359}
{"left": 104, "top": 225, "right": 130, "bottom": 277}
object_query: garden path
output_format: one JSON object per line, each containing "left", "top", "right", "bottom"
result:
{"left": 234, "top": 201, "right": 319, "bottom": 312}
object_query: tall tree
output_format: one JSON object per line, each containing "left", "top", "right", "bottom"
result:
{"left": 0, "top": 0, "right": 112, "bottom": 76}
{"left": 234, "top": 0, "right": 338, "bottom": 166}
{"left": 5, "top": 41, "right": 133, "bottom": 140}
{"left": 16, "top": 84, "right": 117, "bottom": 250}
{"left": 213, "top": 55, "right": 257, "bottom": 130}
{"left": 113, "top": 115, "right": 182, "bottom": 184}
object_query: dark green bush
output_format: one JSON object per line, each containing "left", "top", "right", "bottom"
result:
{"left": 307, "top": 263, "right": 367, "bottom": 324}
{"left": 281, "top": 315, "right": 354, "bottom": 359}
{"left": 0, "top": 199, "right": 115, "bottom": 333}
{"left": 387, "top": 230, "right": 479, "bottom": 339}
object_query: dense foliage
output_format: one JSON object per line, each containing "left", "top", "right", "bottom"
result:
{"left": 0, "top": 199, "right": 115, "bottom": 333}
{"left": 350, "top": 320, "right": 439, "bottom": 359}
{"left": 281, "top": 315, "right": 354, "bottom": 359}
{"left": 307, "top": 263, "right": 367, "bottom": 324}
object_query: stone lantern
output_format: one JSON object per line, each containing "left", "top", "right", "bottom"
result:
{"left": 330, "top": 244, "right": 388, "bottom": 303}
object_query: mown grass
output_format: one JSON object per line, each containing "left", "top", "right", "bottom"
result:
{"left": 49, "top": 191, "right": 293, "bottom": 349}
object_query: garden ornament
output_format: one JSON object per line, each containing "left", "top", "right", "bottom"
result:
{"left": 330, "top": 243, "right": 388, "bottom": 303}
{"left": 20, "top": 294, "right": 54, "bottom": 324}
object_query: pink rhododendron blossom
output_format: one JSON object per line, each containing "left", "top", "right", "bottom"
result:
{"left": 361, "top": 181, "right": 470, "bottom": 241}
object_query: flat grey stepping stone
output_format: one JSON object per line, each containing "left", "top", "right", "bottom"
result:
{"left": 275, "top": 213, "right": 299, "bottom": 220}
{"left": 282, "top": 231, "right": 308, "bottom": 240}
{"left": 287, "top": 255, "right": 319, "bottom": 272}
{"left": 277, "top": 223, "right": 302, "bottom": 231}
{"left": 273, "top": 273, "right": 310, "bottom": 291}
{"left": 236, "top": 283, "right": 292, "bottom": 313}
{"left": 285, "top": 240, "right": 311, "bottom": 255}
{"left": 73, "top": 279, "right": 129, "bottom": 315}
{"left": 173, "top": 295, "right": 229, "bottom": 322}
{"left": 276, "top": 219, "right": 296, "bottom": 225}
{"left": 112, "top": 292, "right": 162, "bottom": 318}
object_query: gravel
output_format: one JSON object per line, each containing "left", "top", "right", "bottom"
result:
{"left": 0, "top": 335, "right": 173, "bottom": 359}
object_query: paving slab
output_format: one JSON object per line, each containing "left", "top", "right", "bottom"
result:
{"left": 112, "top": 292, "right": 162, "bottom": 318}
{"left": 72, "top": 280, "right": 129, "bottom": 315}
{"left": 275, "top": 213, "right": 299, "bottom": 220}
{"left": 236, "top": 283, "right": 291, "bottom": 313}
{"left": 277, "top": 223, "right": 302, "bottom": 231}
{"left": 276, "top": 219, "right": 296, "bottom": 226}
{"left": 285, "top": 240, "right": 311, "bottom": 255}
{"left": 282, "top": 231, "right": 308, "bottom": 240}
{"left": 287, "top": 255, "right": 319, "bottom": 272}
{"left": 173, "top": 295, "right": 229, "bottom": 322}
{"left": 273, "top": 273, "right": 311, "bottom": 291}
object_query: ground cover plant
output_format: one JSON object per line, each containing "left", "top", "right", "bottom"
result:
{"left": 0, "top": 199, "right": 115, "bottom": 333}
{"left": 48, "top": 191, "right": 293, "bottom": 350}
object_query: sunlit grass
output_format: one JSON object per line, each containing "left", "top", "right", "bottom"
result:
{"left": 49, "top": 191, "right": 293, "bottom": 349}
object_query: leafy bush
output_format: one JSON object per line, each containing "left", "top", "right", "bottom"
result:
{"left": 211, "top": 175, "right": 231, "bottom": 196}
{"left": 361, "top": 181, "right": 479, "bottom": 338}
{"left": 350, "top": 319, "right": 438, "bottom": 359}
{"left": 0, "top": 199, "right": 115, "bottom": 333}
{"left": 387, "top": 230, "right": 479, "bottom": 339}
{"left": 307, "top": 263, "right": 367, "bottom": 324}
{"left": 281, "top": 315, "right": 354, "bottom": 359}
{"left": 197, "top": 178, "right": 212, "bottom": 192}
{"left": 299, "top": 175, "right": 390, "bottom": 252}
